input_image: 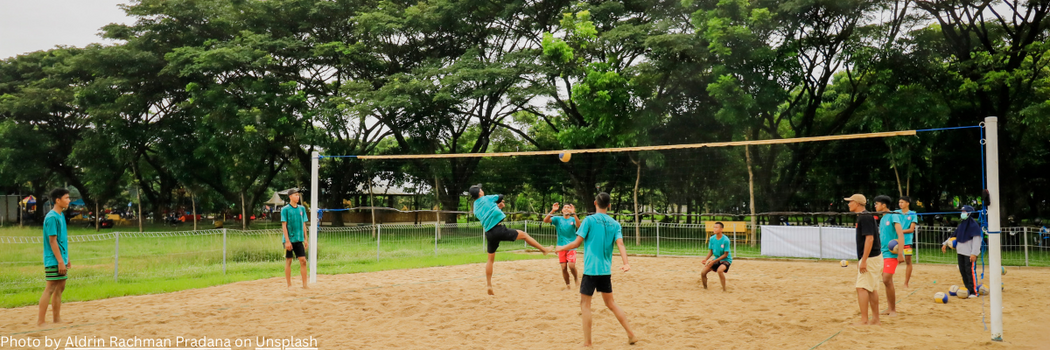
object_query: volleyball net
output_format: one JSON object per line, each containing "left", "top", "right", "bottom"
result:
{"left": 315, "top": 119, "right": 1007, "bottom": 339}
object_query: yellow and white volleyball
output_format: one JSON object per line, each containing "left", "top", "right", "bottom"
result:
{"left": 558, "top": 152, "right": 572, "bottom": 163}
{"left": 948, "top": 285, "right": 960, "bottom": 296}
{"left": 934, "top": 292, "right": 948, "bottom": 304}
{"left": 1002, "top": 266, "right": 1007, "bottom": 275}
{"left": 840, "top": 260, "right": 849, "bottom": 268}
{"left": 978, "top": 284, "right": 989, "bottom": 296}
{"left": 956, "top": 288, "right": 969, "bottom": 299}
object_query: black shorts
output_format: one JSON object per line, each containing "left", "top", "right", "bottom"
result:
{"left": 285, "top": 241, "right": 306, "bottom": 259}
{"left": 709, "top": 260, "right": 731, "bottom": 273}
{"left": 580, "top": 275, "right": 613, "bottom": 296}
{"left": 484, "top": 224, "right": 519, "bottom": 254}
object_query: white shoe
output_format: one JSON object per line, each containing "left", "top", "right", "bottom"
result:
{"left": 968, "top": 294, "right": 978, "bottom": 299}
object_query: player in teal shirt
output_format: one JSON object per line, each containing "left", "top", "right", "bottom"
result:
{"left": 38, "top": 188, "right": 71, "bottom": 326}
{"left": 701, "top": 222, "right": 733, "bottom": 291}
{"left": 469, "top": 184, "right": 550, "bottom": 295}
{"left": 874, "top": 195, "right": 905, "bottom": 317}
{"left": 281, "top": 189, "right": 310, "bottom": 289}
{"left": 895, "top": 196, "right": 919, "bottom": 288}
{"left": 555, "top": 192, "right": 637, "bottom": 346}
{"left": 544, "top": 202, "right": 581, "bottom": 289}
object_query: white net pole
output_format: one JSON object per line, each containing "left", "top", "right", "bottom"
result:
{"left": 309, "top": 150, "right": 319, "bottom": 283}
{"left": 985, "top": 117, "right": 1002, "bottom": 341}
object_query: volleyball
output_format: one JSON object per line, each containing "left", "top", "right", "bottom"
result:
{"left": 977, "top": 284, "right": 989, "bottom": 296}
{"left": 957, "top": 288, "right": 969, "bottom": 298}
{"left": 934, "top": 292, "right": 948, "bottom": 304}
{"left": 840, "top": 260, "right": 848, "bottom": 268}
{"left": 948, "top": 237, "right": 957, "bottom": 248}
{"left": 558, "top": 152, "right": 571, "bottom": 162}
{"left": 949, "top": 285, "right": 960, "bottom": 296}
{"left": 888, "top": 239, "right": 899, "bottom": 254}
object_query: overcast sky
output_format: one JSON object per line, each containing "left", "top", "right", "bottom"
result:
{"left": 0, "top": 0, "right": 133, "bottom": 60}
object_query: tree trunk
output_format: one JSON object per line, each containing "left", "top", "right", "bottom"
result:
{"left": 565, "top": 154, "right": 601, "bottom": 214}
{"left": 439, "top": 196, "right": 459, "bottom": 225}
{"left": 369, "top": 180, "right": 377, "bottom": 237}
{"left": 746, "top": 142, "right": 758, "bottom": 247}
{"left": 192, "top": 193, "right": 197, "bottom": 231}
{"left": 95, "top": 201, "right": 100, "bottom": 232}
{"left": 889, "top": 142, "right": 904, "bottom": 197}
{"left": 240, "top": 192, "right": 247, "bottom": 230}
{"left": 136, "top": 186, "right": 143, "bottom": 232}
{"left": 32, "top": 186, "right": 45, "bottom": 224}
{"left": 629, "top": 154, "right": 642, "bottom": 246}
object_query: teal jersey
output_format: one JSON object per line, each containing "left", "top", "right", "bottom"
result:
{"left": 708, "top": 234, "right": 732, "bottom": 264}
{"left": 551, "top": 216, "right": 578, "bottom": 247}
{"left": 879, "top": 213, "right": 904, "bottom": 258}
{"left": 577, "top": 213, "right": 622, "bottom": 276}
{"left": 281, "top": 204, "right": 307, "bottom": 243}
{"left": 894, "top": 210, "right": 918, "bottom": 245}
{"left": 42, "top": 210, "right": 68, "bottom": 267}
{"left": 473, "top": 195, "right": 506, "bottom": 232}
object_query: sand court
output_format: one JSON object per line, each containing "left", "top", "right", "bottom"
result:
{"left": 3, "top": 256, "right": 1048, "bottom": 349}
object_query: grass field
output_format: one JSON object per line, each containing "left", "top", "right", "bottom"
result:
{"left": 0, "top": 222, "right": 543, "bottom": 308}
{"left": 3, "top": 221, "right": 1048, "bottom": 309}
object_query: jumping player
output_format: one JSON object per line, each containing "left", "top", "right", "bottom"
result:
{"left": 556, "top": 192, "right": 638, "bottom": 346}
{"left": 544, "top": 202, "right": 580, "bottom": 290}
{"left": 700, "top": 222, "right": 733, "bottom": 291}
{"left": 470, "top": 184, "right": 551, "bottom": 295}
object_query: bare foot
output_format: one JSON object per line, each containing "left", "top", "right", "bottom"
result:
{"left": 565, "top": 285, "right": 572, "bottom": 291}
{"left": 701, "top": 279, "right": 708, "bottom": 289}
{"left": 302, "top": 285, "right": 309, "bottom": 289}
{"left": 851, "top": 321, "right": 868, "bottom": 326}
{"left": 880, "top": 310, "right": 897, "bottom": 316}
{"left": 869, "top": 319, "right": 881, "bottom": 325}
{"left": 37, "top": 321, "right": 46, "bottom": 327}
{"left": 628, "top": 336, "right": 639, "bottom": 345}
{"left": 904, "top": 283, "right": 910, "bottom": 289}
{"left": 487, "top": 287, "right": 494, "bottom": 295}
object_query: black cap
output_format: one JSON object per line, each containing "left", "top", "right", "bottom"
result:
{"left": 468, "top": 184, "right": 482, "bottom": 199}
{"left": 286, "top": 188, "right": 299, "bottom": 195}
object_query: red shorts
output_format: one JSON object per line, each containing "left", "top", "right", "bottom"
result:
{"left": 558, "top": 250, "right": 577, "bottom": 263}
{"left": 883, "top": 256, "right": 899, "bottom": 274}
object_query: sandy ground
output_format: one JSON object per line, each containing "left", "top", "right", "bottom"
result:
{"left": 2, "top": 256, "right": 1048, "bottom": 349}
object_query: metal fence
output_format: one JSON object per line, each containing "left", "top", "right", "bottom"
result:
{"left": 2, "top": 222, "right": 1048, "bottom": 294}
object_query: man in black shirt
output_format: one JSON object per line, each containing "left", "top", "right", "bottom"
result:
{"left": 846, "top": 193, "right": 882, "bottom": 326}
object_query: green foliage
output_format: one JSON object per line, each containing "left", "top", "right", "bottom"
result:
{"left": 1, "top": 0, "right": 1049, "bottom": 222}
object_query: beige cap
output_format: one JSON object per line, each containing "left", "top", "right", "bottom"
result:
{"left": 844, "top": 194, "right": 867, "bottom": 205}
